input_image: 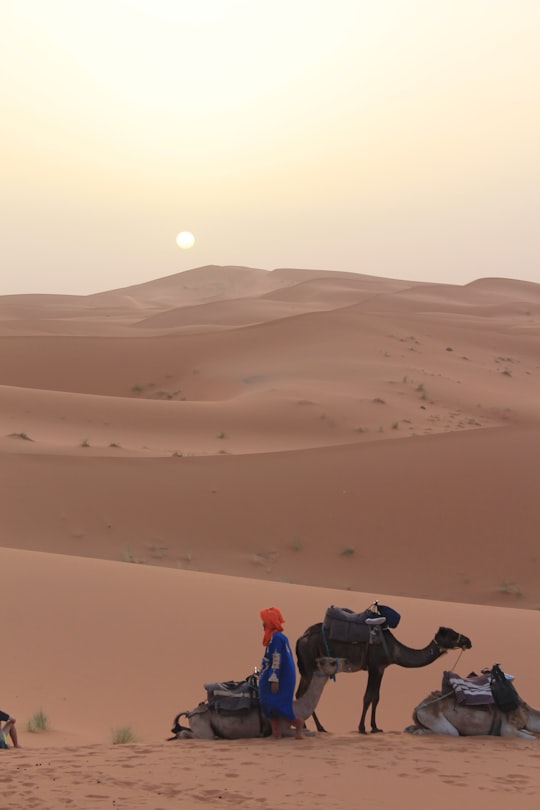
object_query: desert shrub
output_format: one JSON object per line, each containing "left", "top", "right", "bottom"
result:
{"left": 111, "top": 725, "right": 138, "bottom": 744}
{"left": 27, "top": 709, "right": 49, "bottom": 733}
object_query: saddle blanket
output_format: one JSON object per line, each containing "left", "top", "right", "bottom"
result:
{"left": 443, "top": 671, "right": 494, "bottom": 706}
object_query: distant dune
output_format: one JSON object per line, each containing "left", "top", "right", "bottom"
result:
{"left": 1, "top": 266, "right": 539, "bottom": 808}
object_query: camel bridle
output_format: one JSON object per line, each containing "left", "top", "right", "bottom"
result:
{"left": 433, "top": 633, "right": 467, "bottom": 655}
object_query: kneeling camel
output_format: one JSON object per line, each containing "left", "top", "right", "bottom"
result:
{"left": 170, "top": 656, "right": 352, "bottom": 740}
{"left": 405, "top": 692, "right": 540, "bottom": 738}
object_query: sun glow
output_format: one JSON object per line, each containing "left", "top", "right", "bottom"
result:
{"left": 176, "top": 231, "right": 195, "bottom": 249}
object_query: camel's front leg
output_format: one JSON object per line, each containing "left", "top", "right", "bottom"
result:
{"left": 414, "top": 706, "right": 459, "bottom": 736}
{"left": 359, "top": 669, "right": 383, "bottom": 734}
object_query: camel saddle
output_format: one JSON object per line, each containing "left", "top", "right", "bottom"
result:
{"left": 443, "top": 665, "right": 520, "bottom": 711}
{"left": 323, "top": 606, "right": 386, "bottom": 644}
{"left": 443, "top": 670, "right": 494, "bottom": 706}
{"left": 204, "top": 674, "right": 259, "bottom": 714}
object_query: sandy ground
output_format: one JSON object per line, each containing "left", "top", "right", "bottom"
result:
{"left": 1, "top": 265, "right": 539, "bottom": 808}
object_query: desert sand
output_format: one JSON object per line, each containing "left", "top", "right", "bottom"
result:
{"left": 1, "top": 265, "right": 540, "bottom": 809}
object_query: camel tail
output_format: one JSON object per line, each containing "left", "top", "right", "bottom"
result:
{"left": 170, "top": 711, "right": 191, "bottom": 737}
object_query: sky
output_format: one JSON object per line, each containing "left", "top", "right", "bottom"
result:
{"left": 1, "top": 0, "right": 539, "bottom": 295}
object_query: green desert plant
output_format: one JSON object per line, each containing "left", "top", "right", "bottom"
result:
{"left": 111, "top": 725, "right": 138, "bottom": 745}
{"left": 217, "top": 431, "right": 228, "bottom": 439}
{"left": 80, "top": 438, "right": 90, "bottom": 447}
{"left": 340, "top": 546, "right": 355, "bottom": 556}
{"left": 27, "top": 709, "right": 49, "bottom": 733}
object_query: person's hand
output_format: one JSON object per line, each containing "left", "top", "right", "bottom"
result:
{"left": 271, "top": 682, "right": 279, "bottom": 694}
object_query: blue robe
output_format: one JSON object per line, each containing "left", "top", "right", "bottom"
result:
{"left": 259, "top": 631, "right": 297, "bottom": 721}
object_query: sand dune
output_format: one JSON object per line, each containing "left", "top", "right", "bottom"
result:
{"left": 1, "top": 266, "right": 540, "bottom": 808}
{"left": 2, "top": 546, "right": 540, "bottom": 809}
{"left": 2, "top": 423, "right": 539, "bottom": 606}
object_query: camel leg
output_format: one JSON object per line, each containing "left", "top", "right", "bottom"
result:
{"left": 172, "top": 729, "right": 195, "bottom": 739}
{"left": 516, "top": 729, "right": 536, "bottom": 739}
{"left": 414, "top": 707, "right": 460, "bottom": 736}
{"left": 188, "top": 712, "right": 217, "bottom": 739}
{"left": 359, "top": 669, "right": 383, "bottom": 734}
{"left": 310, "top": 710, "right": 326, "bottom": 733}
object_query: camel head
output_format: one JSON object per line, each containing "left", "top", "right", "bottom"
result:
{"left": 315, "top": 656, "right": 354, "bottom": 676}
{"left": 434, "top": 626, "right": 472, "bottom": 652}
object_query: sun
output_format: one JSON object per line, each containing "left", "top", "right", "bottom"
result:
{"left": 176, "top": 231, "right": 195, "bottom": 249}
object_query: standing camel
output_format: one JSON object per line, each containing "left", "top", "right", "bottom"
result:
{"left": 296, "top": 624, "right": 472, "bottom": 734}
{"left": 405, "top": 692, "right": 540, "bottom": 738}
{"left": 170, "top": 656, "right": 353, "bottom": 740}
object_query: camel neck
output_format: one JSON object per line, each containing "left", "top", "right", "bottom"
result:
{"left": 391, "top": 637, "right": 442, "bottom": 669}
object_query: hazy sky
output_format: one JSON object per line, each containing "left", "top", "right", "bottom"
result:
{"left": 2, "top": 0, "right": 539, "bottom": 295}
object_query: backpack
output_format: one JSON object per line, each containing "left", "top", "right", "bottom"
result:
{"left": 377, "top": 603, "right": 401, "bottom": 628}
{"left": 489, "top": 663, "right": 520, "bottom": 713}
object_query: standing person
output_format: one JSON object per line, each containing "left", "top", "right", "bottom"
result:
{"left": 259, "top": 606, "right": 304, "bottom": 739}
{"left": 0, "top": 710, "right": 21, "bottom": 749}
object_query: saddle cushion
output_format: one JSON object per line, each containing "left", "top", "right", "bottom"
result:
{"left": 324, "top": 606, "right": 377, "bottom": 643}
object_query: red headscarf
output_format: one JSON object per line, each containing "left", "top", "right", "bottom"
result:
{"left": 260, "top": 606, "right": 285, "bottom": 646}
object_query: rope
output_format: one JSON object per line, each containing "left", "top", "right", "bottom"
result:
{"left": 448, "top": 646, "right": 465, "bottom": 671}
{"left": 416, "top": 642, "right": 468, "bottom": 711}
{"left": 416, "top": 689, "right": 454, "bottom": 709}
{"left": 320, "top": 624, "right": 336, "bottom": 681}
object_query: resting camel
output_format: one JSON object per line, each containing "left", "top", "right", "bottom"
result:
{"left": 405, "top": 691, "right": 540, "bottom": 738}
{"left": 170, "top": 656, "right": 353, "bottom": 740}
{"left": 296, "top": 624, "right": 472, "bottom": 734}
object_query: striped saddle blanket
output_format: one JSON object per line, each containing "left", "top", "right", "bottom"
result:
{"left": 442, "top": 671, "right": 494, "bottom": 705}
